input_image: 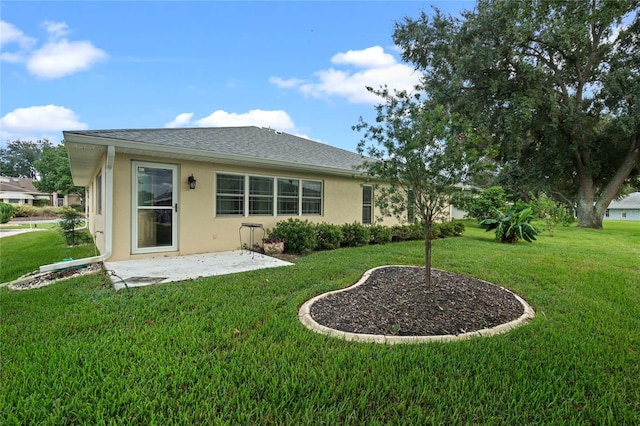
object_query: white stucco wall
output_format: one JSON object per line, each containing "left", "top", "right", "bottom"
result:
{"left": 96, "top": 154, "right": 399, "bottom": 261}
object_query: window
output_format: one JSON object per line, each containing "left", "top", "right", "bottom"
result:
{"left": 215, "top": 173, "right": 323, "bottom": 217}
{"left": 362, "top": 185, "right": 373, "bottom": 224}
{"left": 302, "top": 180, "right": 322, "bottom": 215}
{"left": 277, "top": 178, "right": 299, "bottom": 215}
{"left": 605, "top": 209, "right": 610, "bottom": 217}
{"left": 249, "top": 176, "right": 274, "bottom": 215}
{"left": 8, "top": 199, "right": 19, "bottom": 204}
{"left": 622, "top": 210, "right": 627, "bottom": 218}
{"left": 216, "top": 174, "right": 245, "bottom": 215}
{"left": 96, "top": 172, "right": 102, "bottom": 215}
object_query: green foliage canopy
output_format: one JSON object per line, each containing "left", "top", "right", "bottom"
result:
{"left": 354, "top": 88, "right": 482, "bottom": 287}
{"left": 0, "top": 202, "right": 14, "bottom": 224}
{"left": 33, "top": 143, "right": 85, "bottom": 200}
{"left": 393, "top": 0, "right": 640, "bottom": 228}
{"left": 0, "top": 139, "right": 50, "bottom": 178}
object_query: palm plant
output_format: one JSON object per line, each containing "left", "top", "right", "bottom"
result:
{"left": 480, "top": 206, "right": 538, "bottom": 243}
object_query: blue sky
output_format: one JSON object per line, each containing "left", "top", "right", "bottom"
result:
{"left": 1, "top": 1, "right": 475, "bottom": 153}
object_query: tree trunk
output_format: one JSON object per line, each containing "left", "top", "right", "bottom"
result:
{"left": 575, "top": 175, "right": 602, "bottom": 228}
{"left": 424, "top": 216, "right": 432, "bottom": 289}
{"left": 576, "top": 135, "right": 640, "bottom": 229}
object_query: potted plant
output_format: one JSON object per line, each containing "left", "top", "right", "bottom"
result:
{"left": 263, "top": 237, "right": 285, "bottom": 255}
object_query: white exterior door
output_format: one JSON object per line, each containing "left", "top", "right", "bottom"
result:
{"left": 132, "top": 161, "right": 178, "bottom": 254}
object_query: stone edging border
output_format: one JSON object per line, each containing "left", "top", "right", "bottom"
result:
{"left": 298, "top": 265, "right": 536, "bottom": 344}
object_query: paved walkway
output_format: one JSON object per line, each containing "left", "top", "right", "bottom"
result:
{"left": 0, "top": 228, "right": 46, "bottom": 238}
{"left": 104, "top": 251, "right": 293, "bottom": 291}
{"left": 0, "top": 219, "right": 60, "bottom": 238}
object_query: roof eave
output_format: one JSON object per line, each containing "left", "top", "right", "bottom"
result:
{"left": 63, "top": 132, "right": 366, "bottom": 182}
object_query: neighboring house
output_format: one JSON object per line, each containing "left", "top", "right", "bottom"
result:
{"left": 449, "top": 183, "right": 476, "bottom": 220}
{"left": 605, "top": 192, "right": 640, "bottom": 221}
{"left": 0, "top": 176, "right": 50, "bottom": 206}
{"left": 64, "top": 126, "right": 403, "bottom": 262}
{"left": 51, "top": 191, "right": 83, "bottom": 207}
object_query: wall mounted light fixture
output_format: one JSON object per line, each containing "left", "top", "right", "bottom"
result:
{"left": 188, "top": 174, "right": 197, "bottom": 190}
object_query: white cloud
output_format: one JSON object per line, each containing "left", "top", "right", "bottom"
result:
{"left": 270, "top": 45, "right": 420, "bottom": 105}
{"left": 27, "top": 39, "right": 107, "bottom": 79}
{"left": 331, "top": 46, "right": 397, "bottom": 68}
{"left": 269, "top": 76, "right": 305, "bottom": 88}
{"left": 0, "top": 52, "right": 26, "bottom": 64}
{"left": 0, "top": 20, "right": 107, "bottom": 79}
{"left": 196, "top": 109, "right": 296, "bottom": 131}
{"left": 164, "top": 109, "right": 297, "bottom": 133}
{"left": 42, "top": 20, "right": 70, "bottom": 41}
{"left": 0, "top": 105, "right": 87, "bottom": 142}
{"left": 0, "top": 20, "right": 36, "bottom": 48}
{"left": 0, "top": 21, "right": 37, "bottom": 63}
{"left": 165, "top": 113, "right": 195, "bottom": 128}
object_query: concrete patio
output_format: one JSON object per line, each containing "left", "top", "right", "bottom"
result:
{"left": 104, "top": 250, "right": 293, "bottom": 291}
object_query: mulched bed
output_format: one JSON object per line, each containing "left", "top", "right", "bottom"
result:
{"left": 310, "top": 266, "right": 525, "bottom": 336}
{"left": 7, "top": 263, "right": 103, "bottom": 291}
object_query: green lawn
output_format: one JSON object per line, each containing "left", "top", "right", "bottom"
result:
{"left": 0, "top": 230, "right": 97, "bottom": 283}
{"left": 1, "top": 222, "right": 639, "bottom": 424}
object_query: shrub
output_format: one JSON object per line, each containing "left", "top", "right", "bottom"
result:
{"left": 70, "top": 204, "right": 85, "bottom": 213}
{"left": 429, "top": 223, "right": 441, "bottom": 239}
{"left": 452, "top": 220, "right": 465, "bottom": 236}
{"left": 467, "top": 186, "right": 509, "bottom": 221}
{"left": 0, "top": 202, "right": 14, "bottom": 223}
{"left": 439, "top": 222, "right": 456, "bottom": 238}
{"left": 75, "top": 230, "right": 94, "bottom": 245}
{"left": 529, "top": 192, "right": 575, "bottom": 234}
{"left": 369, "top": 225, "right": 392, "bottom": 245}
{"left": 315, "top": 223, "right": 343, "bottom": 251}
{"left": 269, "top": 218, "right": 317, "bottom": 254}
{"left": 391, "top": 223, "right": 424, "bottom": 242}
{"left": 410, "top": 223, "right": 424, "bottom": 240}
{"left": 40, "top": 206, "right": 59, "bottom": 217}
{"left": 56, "top": 207, "right": 86, "bottom": 245}
{"left": 12, "top": 205, "right": 38, "bottom": 217}
{"left": 480, "top": 207, "right": 538, "bottom": 243}
{"left": 555, "top": 205, "right": 575, "bottom": 226}
{"left": 391, "top": 225, "right": 413, "bottom": 242}
{"left": 341, "top": 222, "right": 371, "bottom": 247}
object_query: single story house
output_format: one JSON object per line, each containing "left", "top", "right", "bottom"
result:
{"left": 0, "top": 176, "right": 50, "bottom": 206}
{"left": 605, "top": 192, "right": 640, "bottom": 221}
{"left": 52, "top": 191, "right": 83, "bottom": 207}
{"left": 63, "top": 126, "right": 402, "bottom": 262}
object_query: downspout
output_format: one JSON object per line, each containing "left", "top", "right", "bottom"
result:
{"left": 40, "top": 145, "right": 115, "bottom": 273}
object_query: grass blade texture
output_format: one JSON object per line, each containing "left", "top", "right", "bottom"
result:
{"left": 1, "top": 221, "right": 639, "bottom": 424}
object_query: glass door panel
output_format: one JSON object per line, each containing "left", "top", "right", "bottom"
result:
{"left": 133, "top": 162, "right": 178, "bottom": 253}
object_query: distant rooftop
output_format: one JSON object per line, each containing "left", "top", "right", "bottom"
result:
{"left": 609, "top": 192, "right": 640, "bottom": 209}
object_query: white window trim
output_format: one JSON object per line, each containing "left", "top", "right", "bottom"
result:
{"left": 214, "top": 172, "right": 323, "bottom": 217}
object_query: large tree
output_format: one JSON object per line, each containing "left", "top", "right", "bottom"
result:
{"left": 393, "top": 0, "right": 640, "bottom": 228}
{"left": 355, "top": 89, "right": 479, "bottom": 287}
{"left": 0, "top": 139, "right": 51, "bottom": 178}
{"left": 33, "top": 144, "right": 85, "bottom": 202}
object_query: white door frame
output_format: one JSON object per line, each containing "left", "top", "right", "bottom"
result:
{"left": 131, "top": 161, "right": 179, "bottom": 254}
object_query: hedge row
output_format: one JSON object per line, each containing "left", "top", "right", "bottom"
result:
{"left": 267, "top": 218, "right": 465, "bottom": 255}
{"left": 8, "top": 205, "right": 84, "bottom": 218}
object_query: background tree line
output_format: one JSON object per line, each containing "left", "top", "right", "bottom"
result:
{"left": 0, "top": 139, "right": 84, "bottom": 202}
{"left": 386, "top": 0, "right": 639, "bottom": 229}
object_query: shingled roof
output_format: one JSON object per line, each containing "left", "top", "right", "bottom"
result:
{"left": 64, "top": 126, "right": 366, "bottom": 172}
{"left": 608, "top": 192, "right": 640, "bottom": 209}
